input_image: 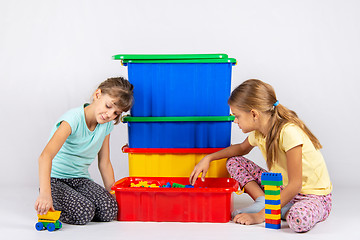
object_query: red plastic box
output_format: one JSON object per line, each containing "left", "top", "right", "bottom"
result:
{"left": 111, "top": 177, "right": 239, "bottom": 222}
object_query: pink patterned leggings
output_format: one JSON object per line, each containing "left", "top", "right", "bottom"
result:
{"left": 226, "top": 156, "right": 332, "bottom": 233}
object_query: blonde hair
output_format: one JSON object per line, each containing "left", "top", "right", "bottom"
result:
{"left": 228, "top": 79, "right": 322, "bottom": 169}
{"left": 97, "top": 77, "right": 134, "bottom": 124}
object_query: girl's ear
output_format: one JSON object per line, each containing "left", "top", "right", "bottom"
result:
{"left": 250, "top": 109, "right": 259, "bottom": 120}
{"left": 94, "top": 89, "right": 102, "bottom": 100}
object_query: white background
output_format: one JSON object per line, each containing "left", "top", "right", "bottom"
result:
{"left": 1, "top": 1, "right": 360, "bottom": 239}
{"left": 1, "top": 0, "right": 359, "bottom": 191}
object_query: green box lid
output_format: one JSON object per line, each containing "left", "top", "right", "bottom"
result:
{"left": 112, "top": 54, "right": 237, "bottom": 64}
{"left": 122, "top": 115, "right": 235, "bottom": 123}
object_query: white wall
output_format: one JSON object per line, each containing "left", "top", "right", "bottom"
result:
{"left": 1, "top": 0, "right": 359, "bottom": 188}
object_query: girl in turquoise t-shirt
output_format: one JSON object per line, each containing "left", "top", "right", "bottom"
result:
{"left": 34, "top": 77, "right": 133, "bottom": 225}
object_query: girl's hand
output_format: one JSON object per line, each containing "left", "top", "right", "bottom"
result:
{"left": 34, "top": 194, "right": 55, "bottom": 215}
{"left": 189, "top": 156, "right": 211, "bottom": 185}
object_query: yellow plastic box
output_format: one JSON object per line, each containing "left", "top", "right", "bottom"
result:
{"left": 123, "top": 146, "right": 229, "bottom": 178}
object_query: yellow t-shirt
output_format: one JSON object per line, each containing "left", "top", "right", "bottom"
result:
{"left": 248, "top": 123, "right": 332, "bottom": 195}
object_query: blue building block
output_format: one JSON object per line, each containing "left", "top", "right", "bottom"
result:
{"left": 261, "top": 173, "right": 283, "bottom": 182}
{"left": 265, "top": 199, "right": 281, "bottom": 205}
{"left": 265, "top": 223, "right": 281, "bottom": 229}
{"left": 162, "top": 182, "right": 172, "bottom": 188}
{"left": 265, "top": 209, "right": 272, "bottom": 214}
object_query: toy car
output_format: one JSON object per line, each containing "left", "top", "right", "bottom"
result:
{"left": 35, "top": 210, "right": 62, "bottom": 231}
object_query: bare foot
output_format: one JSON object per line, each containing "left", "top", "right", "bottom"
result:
{"left": 233, "top": 212, "right": 265, "bottom": 225}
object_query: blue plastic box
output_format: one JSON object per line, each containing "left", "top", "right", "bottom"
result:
{"left": 113, "top": 54, "right": 236, "bottom": 117}
{"left": 123, "top": 115, "right": 234, "bottom": 148}
{"left": 127, "top": 121, "right": 232, "bottom": 148}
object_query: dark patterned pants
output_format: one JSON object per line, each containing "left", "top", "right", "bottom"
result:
{"left": 50, "top": 178, "right": 118, "bottom": 225}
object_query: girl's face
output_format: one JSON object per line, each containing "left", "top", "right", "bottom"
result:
{"left": 230, "top": 105, "right": 256, "bottom": 133}
{"left": 94, "top": 91, "right": 122, "bottom": 124}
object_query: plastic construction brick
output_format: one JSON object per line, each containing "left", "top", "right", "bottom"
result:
{"left": 261, "top": 173, "right": 283, "bottom": 182}
{"left": 261, "top": 173, "right": 283, "bottom": 186}
{"left": 265, "top": 219, "right": 281, "bottom": 225}
{"left": 265, "top": 194, "right": 280, "bottom": 200}
{"left": 264, "top": 185, "right": 281, "bottom": 191}
{"left": 261, "top": 180, "right": 283, "bottom": 186}
{"left": 265, "top": 209, "right": 281, "bottom": 215}
{"left": 265, "top": 199, "right": 281, "bottom": 205}
{"left": 265, "top": 204, "right": 281, "bottom": 210}
{"left": 162, "top": 182, "right": 172, "bottom": 188}
{"left": 172, "top": 183, "right": 186, "bottom": 188}
{"left": 265, "top": 214, "right": 281, "bottom": 220}
{"left": 265, "top": 189, "right": 281, "bottom": 195}
{"left": 265, "top": 223, "right": 281, "bottom": 229}
{"left": 271, "top": 209, "right": 281, "bottom": 215}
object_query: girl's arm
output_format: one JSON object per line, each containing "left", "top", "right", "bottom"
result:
{"left": 35, "top": 121, "right": 71, "bottom": 215}
{"left": 189, "top": 137, "right": 254, "bottom": 185}
{"left": 280, "top": 145, "right": 303, "bottom": 207}
{"left": 98, "top": 134, "right": 115, "bottom": 192}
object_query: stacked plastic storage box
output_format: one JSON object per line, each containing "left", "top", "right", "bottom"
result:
{"left": 114, "top": 54, "right": 237, "bottom": 177}
{"left": 111, "top": 54, "right": 238, "bottom": 222}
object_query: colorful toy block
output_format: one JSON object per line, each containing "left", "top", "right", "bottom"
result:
{"left": 130, "top": 181, "right": 160, "bottom": 188}
{"left": 265, "top": 204, "right": 281, "bottom": 210}
{"left": 265, "top": 219, "right": 281, "bottom": 225}
{"left": 265, "top": 214, "right": 281, "bottom": 220}
{"left": 261, "top": 173, "right": 283, "bottom": 182}
{"left": 35, "top": 210, "right": 62, "bottom": 232}
{"left": 265, "top": 199, "right": 281, "bottom": 205}
{"left": 261, "top": 172, "right": 283, "bottom": 230}
{"left": 265, "top": 223, "right": 281, "bottom": 229}
{"left": 265, "top": 209, "right": 281, "bottom": 215}
{"left": 172, "top": 183, "right": 186, "bottom": 188}
{"left": 131, "top": 181, "right": 196, "bottom": 189}
{"left": 265, "top": 194, "right": 280, "bottom": 200}
{"left": 264, "top": 185, "right": 281, "bottom": 191}
{"left": 264, "top": 189, "right": 280, "bottom": 195}
{"left": 162, "top": 182, "right": 172, "bottom": 188}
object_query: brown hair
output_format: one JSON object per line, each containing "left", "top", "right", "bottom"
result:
{"left": 228, "top": 79, "right": 322, "bottom": 169}
{"left": 97, "top": 77, "right": 134, "bottom": 124}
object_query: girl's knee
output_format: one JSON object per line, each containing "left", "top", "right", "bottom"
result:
{"left": 286, "top": 205, "right": 314, "bottom": 233}
{"left": 226, "top": 156, "right": 249, "bottom": 176}
{"left": 94, "top": 195, "right": 118, "bottom": 222}
{"left": 102, "top": 197, "right": 118, "bottom": 221}
{"left": 60, "top": 200, "right": 96, "bottom": 225}
{"left": 226, "top": 156, "right": 236, "bottom": 167}
{"left": 226, "top": 156, "right": 243, "bottom": 169}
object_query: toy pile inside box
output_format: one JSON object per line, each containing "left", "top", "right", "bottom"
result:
{"left": 111, "top": 54, "right": 238, "bottom": 222}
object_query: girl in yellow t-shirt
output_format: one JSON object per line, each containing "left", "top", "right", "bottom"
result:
{"left": 189, "top": 79, "right": 332, "bottom": 233}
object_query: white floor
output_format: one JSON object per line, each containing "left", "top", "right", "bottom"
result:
{"left": 1, "top": 185, "right": 358, "bottom": 240}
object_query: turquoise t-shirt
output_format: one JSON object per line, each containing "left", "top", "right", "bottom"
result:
{"left": 50, "top": 104, "right": 114, "bottom": 179}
